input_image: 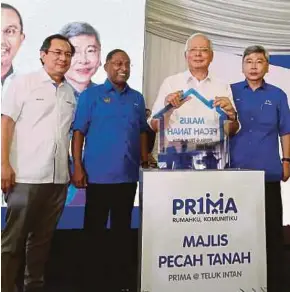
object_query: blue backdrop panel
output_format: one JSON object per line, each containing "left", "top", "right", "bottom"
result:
{"left": 269, "top": 55, "right": 290, "bottom": 69}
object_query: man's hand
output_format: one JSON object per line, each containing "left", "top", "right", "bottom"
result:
{"left": 165, "top": 90, "right": 191, "bottom": 108}
{"left": 214, "top": 96, "right": 236, "bottom": 120}
{"left": 141, "top": 161, "right": 149, "bottom": 169}
{"left": 1, "top": 163, "right": 16, "bottom": 194}
{"left": 282, "top": 161, "right": 290, "bottom": 182}
{"left": 72, "top": 163, "right": 87, "bottom": 188}
{"left": 150, "top": 91, "right": 190, "bottom": 132}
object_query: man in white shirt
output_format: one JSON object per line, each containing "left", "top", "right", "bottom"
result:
{"left": 150, "top": 33, "right": 239, "bottom": 169}
{"left": 1, "top": 34, "right": 76, "bottom": 292}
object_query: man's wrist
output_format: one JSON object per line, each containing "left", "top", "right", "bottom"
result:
{"left": 164, "top": 108, "right": 174, "bottom": 118}
{"left": 141, "top": 161, "right": 149, "bottom": 168}
{"left": 227, "top": 111, "right": 238, "bottom": 122}
{"left": 73, "top": 160, "right": 83, "bottom": 167}
{"left": 1, "top": 161, "right": 11, "bottom": 167}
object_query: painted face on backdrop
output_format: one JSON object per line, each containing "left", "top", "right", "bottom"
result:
{"left": 185, "top": 35, "right": 213, "bottom": 72}
{"left": 242, "top": 52, "right": 269, "bottom": 82}
{"left": 105, "top": 51, "right": 131, "bottom": 88}
{"left": 65, "top": 34, "right": 101, "bottom": 89}
{"left": 40, "top": 38, "right": 73, "bottom": 78}
{"left": 1, "top": 7, "right": 25, "bottom": 73}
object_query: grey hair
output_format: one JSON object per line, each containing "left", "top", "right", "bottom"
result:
{"left": 59, "top": 22, "right": 101, "bottom": 47}
{"left": 184, "top": 33, "right": 213, "bottom": 52}
{"left": 243, "top": 45, "right": 269, "bottom": 62}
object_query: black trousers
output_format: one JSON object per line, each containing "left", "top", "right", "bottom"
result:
{"left": 81, "top": 183, "right": 137, "bottom": 291}
{"left": 264, "top": 181, "right": 284, "bottom": 292}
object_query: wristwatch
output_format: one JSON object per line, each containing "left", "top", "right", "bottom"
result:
{"left": 282, "top": 158, "right": 290, "bottom": 163}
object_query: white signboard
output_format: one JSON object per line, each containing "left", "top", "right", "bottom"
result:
{"left": 140, "top": 170, "right": 267, "bottom": 292}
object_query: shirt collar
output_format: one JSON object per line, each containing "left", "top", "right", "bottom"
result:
{"left": 39, "top": 67, "right": 66, "bottom": 86}
{"left": 104, "top": 78, "right": 129, "bottom": 94}
{"left": 72, "top": 81, "right": 96, "bottom": 96}
{"left": 184, "top": 69, "right": 211, "bottom": 84}
{"left": 243, "top": 79, "right": 267, "bottom": 90}
{"left": 1, "top": 65, "right": 14, "bottom": 85}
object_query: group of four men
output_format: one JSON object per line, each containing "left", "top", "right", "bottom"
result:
{"left": 1, "top": 4, "right": 290, "bottom": 292}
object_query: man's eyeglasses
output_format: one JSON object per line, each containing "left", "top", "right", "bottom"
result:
{"left": 2, "top": 26, "right": 22, "bottom": 38}
{"left": 244, "top": 60, "right": 267, "bottom": 66}
{"left": 47, "top": 50, "right": 73, "bottom": 59}
{"left": 187, "top": 47, "right": 210, "bottom": 54}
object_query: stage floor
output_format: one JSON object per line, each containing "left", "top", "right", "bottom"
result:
{"left": 12, "top": 230, "right": 290, "bottom": 292}
{"left": 1, "top": 214, "right": 290, "bottom": 291}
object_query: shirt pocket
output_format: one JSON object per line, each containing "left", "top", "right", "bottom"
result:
{"left": 128, "top": 102, "right": 141, "bottom": 127}
{"left": 22, "top": 96, "right": 54, "bottom": 121}
{"left": 258, "top": 103, "right": 277, "bottom": 127}
{"left": 234, "top": 98, "right": 253, "bottom": 126}
{"left": 62, "top": 99, "right": 75, "bottom": 118}
{"left": 233, "top": 98, "right": 245, "bottom": 115}
{"left": 63, "top": 99, "right": 75, "bottom": 113}
{"left": 93, "top": 99, "right": 118, "bottom": 121}
{"left": 60, "top": 98, "right": 76, "bottom": 132}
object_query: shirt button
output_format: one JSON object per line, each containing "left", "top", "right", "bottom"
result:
{"left": 249, "top": 129, "right": 252, "bottom": 133}
{"left": 250, "top": 117, "right": 254, "bottom": 121}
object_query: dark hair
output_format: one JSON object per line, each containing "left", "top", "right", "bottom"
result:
{"left": 243, "top": 45, "right": 269, "bottom": 62}
{"left": 1, "top": 3, "right": 24, "bottom": 33}
{"left": 105, "top": 49, "right": 128, "bottom": 62}
{"left": 40, "top": 34, "right": 75, "bottom": 65}
{"left": 59, "top": 22, "right": 101, "bottom": 47}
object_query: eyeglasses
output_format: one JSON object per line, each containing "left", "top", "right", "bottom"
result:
{"left": 47, "top": 50, "right": 73, "bottom": 59}
{"left": 187, "top": 47, "right": 210, "bottom": 54}
{"left": 110, "top": 61, "right": 132, "bottom": 69}
{"left": 2, "top": 26, "right": 21, "bottom": 38}
{"left": 244, "top": 60, "right": 267, "bottom": 66}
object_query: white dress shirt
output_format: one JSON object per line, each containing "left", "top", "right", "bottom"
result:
{"left": 2, "top": 68, "right": 76, "bottom": 184}
{"left": 151, "top": 70, "right": 237, "bottom": 140}
{"left": 150, "top": 70, "right": 238, "bottom": 168}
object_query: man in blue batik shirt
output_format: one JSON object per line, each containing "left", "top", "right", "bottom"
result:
{"left": 71, "top": 49, "right": 148, "bottom": 292}
{"left": 59, "top": 22, "right": 102, "bottom": 206}
{"left": 230, "top": 45, "right": 290, "bottom": 292}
